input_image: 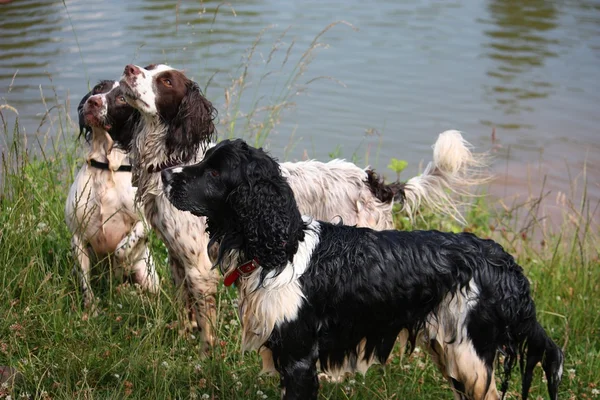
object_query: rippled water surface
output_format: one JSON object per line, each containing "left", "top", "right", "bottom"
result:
{"left": 1, "top": 0, "right": 599, "bottom": 219}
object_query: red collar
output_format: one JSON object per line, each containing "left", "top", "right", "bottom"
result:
{"left": 223, "top": 258, "right": 260, "bottom": 287}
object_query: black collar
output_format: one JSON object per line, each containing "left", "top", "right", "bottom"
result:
{"left": 88, "top": 159, "right": 133, "bottom": 172}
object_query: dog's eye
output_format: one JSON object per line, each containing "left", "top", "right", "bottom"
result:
{"left": 209, "top": 169, "right": 219, "bottom": 177}
{"left": 92, "top": 85, "right": 102, "bottom": 94}
{"left": 162, "top": 78, "right": 172, "bottom": 87}
{"left": 117, "top": 95, "right": 126, "bottom": 104}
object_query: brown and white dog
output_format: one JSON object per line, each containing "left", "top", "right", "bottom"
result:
{"left": 121, "top": 64, "right": 219, "bottom": 351}
{"left": 65, "top": 80, "right": 159, "bottom": 312}
{"left": 120, "top": 63, "right": 489, "bottom": 353}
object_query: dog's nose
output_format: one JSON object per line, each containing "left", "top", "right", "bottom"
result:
{"left": 124, "top": 64, "right": 141, "bottom": 77}
{"left": 161, "top": 168, "right": 173, "bottom": 187}
{"left": 86, "top": 96, "right": 102, "bottom": 109}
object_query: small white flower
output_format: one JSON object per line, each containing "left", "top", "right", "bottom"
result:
{"left": 83, "top": 367, "right": 89, "bottom": 376}
{"left": 190, "top": 334, "right": 196, "bottom": 340}
{"left": 36, "top": 222, "right": 48, "bottom": 233}
{"left": 114, "top": 373, "right": 120, "bottom": 379}
{"left": 235, "top": 381, "right": 242, "bottom": 388}
{"left": 556, "top": 296, "right": 561, "bottom": 301}
{"left": 229, "top": 319, "right": 238, "bottom": 326}
{"left": 161, "top": 361, "right": 169, "bottom": 368}
{"left": 231, "top": 373, "right": 238, "bottom": 380}
{"left": 349, "top": 379, "right": 356, "bottom": 385}
{"left": 201, "top": 394, "right": 210, "bottom": 399}
{"left": 591, "top": 388, "right": 600, "bottom": 396}
{"left": 6, "top": 395, "right": 12, "bottom": 400}
{"left": 262, "top": 395, "right": 267, "bottom": 399}
{"left": 1, "top": 381, "right": 9, "bottom": 389}
{"left": 256, "top": 390, "right": 263, "bottom": 396}
{"left": 117, "top": 303, "right": 123, "bottom": 309}
{"left": 146, "top": 322, "right": 153, "bottom": 329}
{"left": 194, "top": 363, "right": 202, "bottom": 372}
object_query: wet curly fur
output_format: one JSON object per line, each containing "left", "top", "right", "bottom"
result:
{"left": 162, "top": 139, "right": 563, "bottom": 400}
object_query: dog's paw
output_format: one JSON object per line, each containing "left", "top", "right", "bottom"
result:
{"left": 318, "top": 373, "right": 344, "bottom": 383}
{"left": 82, "top": 297, "right": 100, "bottom": 318}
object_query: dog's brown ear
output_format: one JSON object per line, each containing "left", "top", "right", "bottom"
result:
{"left": 165, "top": 82, "right": 216, "bottom": 162}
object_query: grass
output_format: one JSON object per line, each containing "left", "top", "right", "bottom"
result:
{"left": 1, "top": 15, "right": 599, "bottom": 400}
{"left": 1, "top": 106, "right": 599, "bottom": 400}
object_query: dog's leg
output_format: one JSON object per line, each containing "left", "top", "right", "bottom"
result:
{"left": 445, "top": 341, "right": 499, "bottom": 400}
{"left": 114, "top": 220, "right": 147, "bottom": 262}
{"left": 169, "top": 256, "right": 199, "bottom": 334}
{"left": 71, "top": 235, "right": 97, "bottom": 314}
{"left": 131, "top": 245, "right": 160, "bottom": 294}
{"left": 185, "top": 254, "right": 218, "bottom": 355}
{"left": 269, "top": 326, "right": 320, "bottom": 400}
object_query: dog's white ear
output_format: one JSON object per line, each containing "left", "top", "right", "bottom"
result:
{"left": 103, "top": 132, "right": 122, "bottom": 172}
{"left": 103, "top": 131, "right": 114, "bottom": 156}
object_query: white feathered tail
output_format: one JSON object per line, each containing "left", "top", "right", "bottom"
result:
{"left": 394, "top": 130, "right": 491, "bottom": 224}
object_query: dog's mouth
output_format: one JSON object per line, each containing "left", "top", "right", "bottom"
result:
{"left": 121, "top": 86, "right": 153, "bottom": 112}
{"left": 83, "top": 111, "right": 111, "bottom": 131}
{"left": 120, "top": 81, "right": 140, "bottom": 101}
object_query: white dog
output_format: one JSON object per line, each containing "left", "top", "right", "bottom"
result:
{"left": 65, "top": 80, "right": 159, "bottom": 311}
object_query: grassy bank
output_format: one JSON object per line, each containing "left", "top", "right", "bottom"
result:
{"left": 0, "top": 111, "right": 598, "bottom": 400}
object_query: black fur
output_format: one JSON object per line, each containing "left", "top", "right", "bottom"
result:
{"left": 162, "top": 139, "right": 563, "bottom": 400}
{"left": 77, "top": 80, "right": 140, "bottom": 150}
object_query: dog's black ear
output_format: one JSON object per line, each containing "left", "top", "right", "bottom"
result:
{"left": 77, "top": 90, "right": 93, "bottom": 142}
{"left": 228, "top": 145, "right": 305, "bottom": 277}
{"left": 165, "top": 82, "right": 216, "bottom": 162}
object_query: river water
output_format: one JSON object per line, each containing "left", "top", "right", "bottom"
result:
{"left": 1, "top": 0, "right": 599, "bottom": 224}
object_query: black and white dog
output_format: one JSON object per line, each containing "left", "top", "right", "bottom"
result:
{"left": 161, "top": 139, "right": 563, "bottom": 400}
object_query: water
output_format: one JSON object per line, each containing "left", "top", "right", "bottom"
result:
{"left": 1, "top": 0, "right": 599, "bottom": 222}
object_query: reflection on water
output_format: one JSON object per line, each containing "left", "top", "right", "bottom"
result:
{"left": 482, "top": 0, "right": 558, "bottom": 127}
{"left": 0, "top": 0, "right": 599, "bottom": 221}
{"left": 0, "top": 2, "right": 63, "bottom": 105}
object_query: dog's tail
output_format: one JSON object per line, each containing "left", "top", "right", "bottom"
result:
{"left": 389, "top": 130, "right": 491, "bottom": 224}
{"left": 517, "top": 321, "right": 564, "bottom": 400}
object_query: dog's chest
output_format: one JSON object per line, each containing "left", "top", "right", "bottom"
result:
{"left": 145, "top": 186, "right": 208, "bottom": 265}
{"left": 67, "top": 166, "right": 138, "bottom": 255}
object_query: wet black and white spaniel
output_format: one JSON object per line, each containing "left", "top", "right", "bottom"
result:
{"left": 65, "top": 80, "right": 158, "bottom": 312}
{"left": 161, "top": 139, "right": 563, "bottom": 400}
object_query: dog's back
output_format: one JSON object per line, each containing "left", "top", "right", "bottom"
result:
{"left": 292, "top": 222, "right": 563, "bottom": 399}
